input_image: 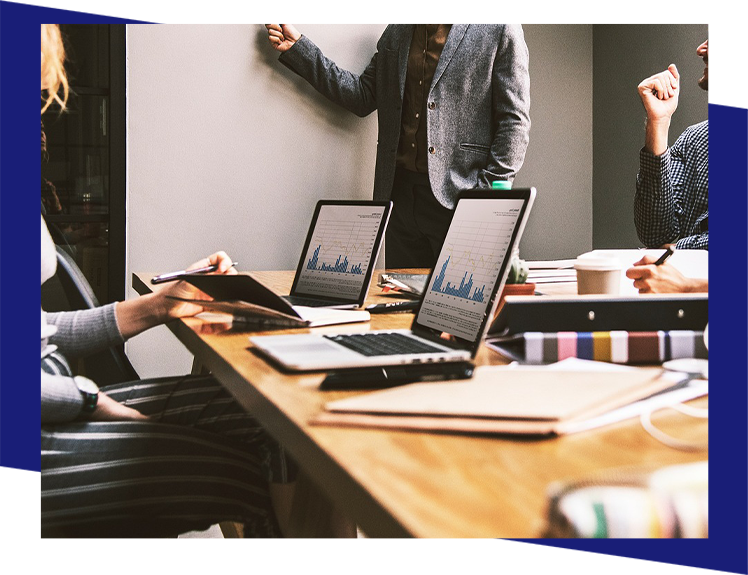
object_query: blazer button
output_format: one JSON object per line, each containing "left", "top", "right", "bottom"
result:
{"left": 428, "top": 146, "right": 436, "bottom": 154}
{"left": 428, "top": 102, "right": 436, "bottom": 110}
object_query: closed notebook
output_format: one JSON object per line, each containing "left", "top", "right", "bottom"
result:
{"left": 313, "top": 367, "right": 675, "bottom": 436}
{"left": 487, "top": 330, "right": 708, "bottom": 365}
{"left": 171, "top": 274, "right": 370, "bottom": 328}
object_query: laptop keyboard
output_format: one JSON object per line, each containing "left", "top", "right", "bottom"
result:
{"left": 325, "top": 333, "right": 446, "bottom": 357}
{"left": 284, "top": 295, "right": 336, "bottom": 308}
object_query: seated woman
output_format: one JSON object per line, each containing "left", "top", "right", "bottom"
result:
{"left": 40, "top": 24, "right": 298, "bottom": 537}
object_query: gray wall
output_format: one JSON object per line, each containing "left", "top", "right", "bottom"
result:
{"left": 125, "top": 24, "right": 385, "bottom": 376}
{"left": 592, "top": 24, "right": 708, "bottom": 248}
{"left": 518, "top": 25, "right": 593, "bottom": 259}
{"left": 125, "top": 24, "right": 594, "bottom": 376}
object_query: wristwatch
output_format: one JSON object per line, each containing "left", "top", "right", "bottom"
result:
{"left": 74, "top": 376, "right": 99, "bottom": 415}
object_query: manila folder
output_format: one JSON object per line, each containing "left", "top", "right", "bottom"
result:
{"left": 312, "top": 367, "right": 670, "bottom": 436}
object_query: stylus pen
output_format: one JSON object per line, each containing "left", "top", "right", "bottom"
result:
{"left": 320, "top": 362, "right": 474, "bottom": 391}
{"left": 151, "top": 262, "right": 238, "bottom": 284}
{"left": 653, "top": 246, "right": 675, "bottom": 266}
{"left": 365, "top": 300, "right": 420, "bottom": 313}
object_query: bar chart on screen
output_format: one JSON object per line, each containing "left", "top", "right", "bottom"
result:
{"left": 417, "top": 199, "right": 525, "bottom": 340}
{"left": 295, "top": 204, "right": 386, "bottom": 299}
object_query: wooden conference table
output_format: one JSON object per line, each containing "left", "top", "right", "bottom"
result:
{"left": 133, "top": 270, "right": 708, "bottom": 538}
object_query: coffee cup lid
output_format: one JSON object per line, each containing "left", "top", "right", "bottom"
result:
{"left": 574, "top": 253, "right": 622, "bottom": 271}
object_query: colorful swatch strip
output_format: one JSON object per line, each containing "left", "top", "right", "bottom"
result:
{"left": 522, "top": 330, "right": 707, "bottom": 365}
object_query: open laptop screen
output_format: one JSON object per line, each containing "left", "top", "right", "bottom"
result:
{"left": 291, "top": 201, "right": 392, "bottom": 305}
{"left": 414, "top": 191, "right": 534, "bottom": 346}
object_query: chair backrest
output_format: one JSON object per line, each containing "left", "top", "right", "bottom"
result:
{"left": 55, "top": 244, "right": 101, "bottom": 309}
{"left": 48, "top": 244, "right": 140, "bottom": 385}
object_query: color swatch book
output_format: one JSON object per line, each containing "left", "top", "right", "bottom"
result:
{"left": 486, "top": 330, "right": 708, "bottom": 365}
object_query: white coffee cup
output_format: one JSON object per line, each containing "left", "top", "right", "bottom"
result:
{"left": 574, "top": 253, "right": 622, "bottom": 295}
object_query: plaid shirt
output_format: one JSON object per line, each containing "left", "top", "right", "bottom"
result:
{"left": 634, "top": 120, "right": 709, "bottom": 250}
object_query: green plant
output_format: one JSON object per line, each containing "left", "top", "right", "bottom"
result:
{"left": 506, "top": 254, "right": 528, "bottom": 284}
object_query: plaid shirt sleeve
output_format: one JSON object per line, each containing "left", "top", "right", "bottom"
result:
{"left": 634, "top": 121, "right": 709, "bottom": 249}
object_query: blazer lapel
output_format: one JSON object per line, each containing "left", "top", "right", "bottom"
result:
{"left": 430, "top": 24, "right": 469, "bottom": 90}
{"left": 396, "top": 24, "right": 415, "bottom": 99}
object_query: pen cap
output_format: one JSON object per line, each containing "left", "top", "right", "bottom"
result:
{"left": 491, "top": 180, "right": 513, "bottom": 190}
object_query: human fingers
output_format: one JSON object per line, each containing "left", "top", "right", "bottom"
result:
{"left": 638, "top": 75, "right": 658, "bottom": 95}
{"left": 267, "top": 29, "right": 284, "bottom": 41}
{"left": 280, "top": 24, "right": 301, "bottom": 42}
{"left": 626, "top": 264, "right": 654, "bottom": 280}
{"left": 655, "top": 72, "right": 675, "bottom": 98}
{"left": 89, "top": 393, "right": 149, "bottom": 421}
{"left": 668, "top": 63, "right": 680, "bottom": 82}
{"left": 632, "top": 254, "right": 658, "bottom": 266}
{"left": 632, "top": 278, "right": 653, "bottom": 293}
{"left": 206, "top": 250, "right": 236, "bottom": 274}
{"left": 643, "top": 69, "right": 677, "bottom": 99}
{"left": 183, "top": 251, "right": 232, "bottom": 273}
{"left": 650, "top": 76, "right": 670, "bottom": 99}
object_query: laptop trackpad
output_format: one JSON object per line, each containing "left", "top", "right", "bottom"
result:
{"left": 259, "top": 337, "right": 360, "bottom": 359}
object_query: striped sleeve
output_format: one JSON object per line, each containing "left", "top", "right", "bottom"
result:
{"left": 41, "top": 371, "right": 82, "bottom": 423}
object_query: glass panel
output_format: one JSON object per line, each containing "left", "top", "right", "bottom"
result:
{"left": 42, "top": 24, "right": 112, "bottom": 304}
{"left": 61, "top": 24, "right": 110, "bottom": 89}
{"left": 44, "top": 93, "right": 110, "bottom": 214}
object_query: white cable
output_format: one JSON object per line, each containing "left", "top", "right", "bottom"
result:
{"left": 670, "top": 403, "right": 709, "bottom": 418}
{"left": 639, "top": 403, "right": 709, "bottom": 452}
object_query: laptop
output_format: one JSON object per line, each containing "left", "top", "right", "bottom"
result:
{"left": 283, "top": 200, "right": 393, "bottom": 309}
{"left": 250, "top": 188, "right": 536, "bottom": 371}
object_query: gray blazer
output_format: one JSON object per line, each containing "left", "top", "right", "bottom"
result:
{"left": 279, "top": 24, "right": 531, "bottom": 209}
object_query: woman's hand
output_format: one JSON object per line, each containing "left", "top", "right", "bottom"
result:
{"left": 86, "top": 393, "right": 149, "bottom": 421}
{"left": 115, "top": 252, "right": 238, "bottom": 338}
{"left": 159, "top": 251, "right": 238, "bottom": 320}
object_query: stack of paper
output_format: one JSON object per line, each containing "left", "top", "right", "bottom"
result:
{"left": 526, "top": 259, "right": 577, "bottom": 284}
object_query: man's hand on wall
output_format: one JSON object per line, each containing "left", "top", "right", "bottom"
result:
{"left": 266, "top": 24, "right": 301, "bottom": 53}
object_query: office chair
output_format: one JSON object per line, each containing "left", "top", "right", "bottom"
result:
{"left": 43, "top": 243, "right": 140, "bottom": 385}
{"left": 43, "top": 236, "right": 242, "bottom": 538}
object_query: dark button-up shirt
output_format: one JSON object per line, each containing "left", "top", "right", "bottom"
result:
{"left": 396, "top": 24, "right": 452, "bottom": 173}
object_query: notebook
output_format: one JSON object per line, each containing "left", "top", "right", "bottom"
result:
{"left": 313, "top": 366, "right": 693, "bottom": 436}
{"left": 284, "top": 200, "right": 393, "bottom": 308}
{"left": 169, "top": 279, "right": 371, "bottom": 329}
{"left": 250, "top": 188, "right": 536, "bottom": 371}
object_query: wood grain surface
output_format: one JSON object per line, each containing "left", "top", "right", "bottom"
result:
{"left": 133, "top": 270, "right": 707, "bottom": 538}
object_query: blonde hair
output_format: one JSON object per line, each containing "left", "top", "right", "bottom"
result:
{"left": 41, "top": 24, "right": 68, "bottom": 114}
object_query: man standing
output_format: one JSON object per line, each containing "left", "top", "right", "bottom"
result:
{"left": 634, "top": 40, "right": 709, "bottom": 250}
{"left": 266, "top": 24, "right": 531, "bottom": 267}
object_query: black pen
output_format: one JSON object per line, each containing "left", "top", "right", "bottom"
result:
{"left": 320, "top": 362, "right": 474, "bottom": 391}
{"left": 151, "top": 262, "right": 238, "bottom": 284}
{"left": 365, "top": 300, "right": 420, "bottom": 313}
{"left": 653, "top": 246, "right": 675, "bottom": 266}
